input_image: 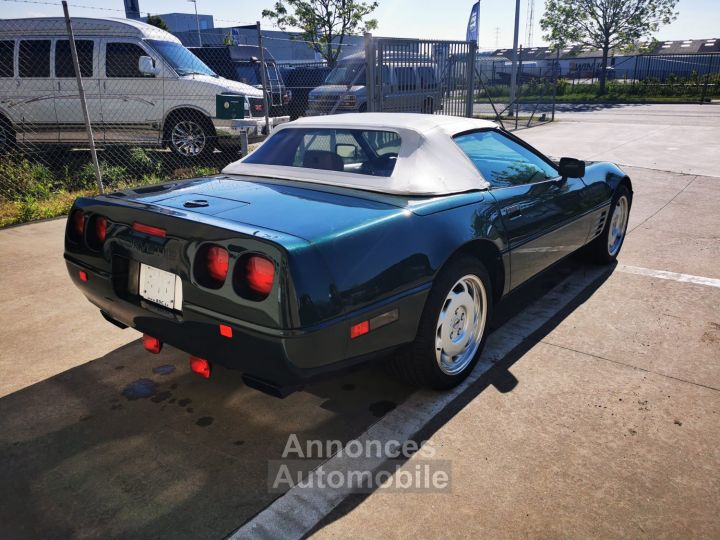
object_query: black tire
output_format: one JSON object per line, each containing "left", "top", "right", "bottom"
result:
{"left": 584, "top": 185, "right": 631, "bottom": 264}
{"left": 389, "top": 255, "right": 493, "bottom": 390}
{"left": 164, "top": 112, "right": 216, "bottom": 161}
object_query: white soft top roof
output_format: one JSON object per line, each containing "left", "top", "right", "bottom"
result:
{"left": 222, "top": 113, "right": 497, "bottom": 195}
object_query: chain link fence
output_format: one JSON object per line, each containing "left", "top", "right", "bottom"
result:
{"left": 2, "top": 1, "right": 720, "bottom": 227}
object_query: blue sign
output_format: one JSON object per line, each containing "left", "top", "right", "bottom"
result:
{"left": 231, "top": 28, "right": 241, "bottom": 45}
{"left": 466, "top": 1, "right": 480, "bottom": 43}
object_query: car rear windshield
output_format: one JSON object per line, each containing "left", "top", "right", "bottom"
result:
{"left": 243, "top": 128, "right": 401, "bottom": 177}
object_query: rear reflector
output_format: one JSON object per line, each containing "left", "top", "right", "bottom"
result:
{"left": 78, "top": 270, "right": 88, "bottom": 282}
{"left": 133, "top": 222, "right": 166, "bottom": 238}
{"left": 207, "top": 246, "right": 229, "bottom": 283}
{"left": 219, "top": 324, "right": 233, "bottom": 338}
{"left": 72, "top": 210, "right": 84, "bottom": 237}
{"left": 143, "top": 334, "right": 162, "bottom": 354}
{"left": 246, "top": 255, "right": 275, "bottom": 296}
{"left": 350, "top": 320, "right": 369, "bottom": 339}
{"left": 189, "top": 356, "right": 211, "bottom": 378}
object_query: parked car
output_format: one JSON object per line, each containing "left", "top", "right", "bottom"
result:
{"left": 0, "top": 17, "right": 289, "bottom": 158}
{"left": 189, "top": 45, "right": 291, "bottom": 116}
{"left": 306, "top": 51, "right": 442, "bottom": 115}
{"left": 65, "top": 113, "right": 632, "bottom": 397}
{"left": 280, "top": 64, "right": 332, "bottom": 119}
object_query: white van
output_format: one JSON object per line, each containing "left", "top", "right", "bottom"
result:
{"left": 306, "top": 51, "right": 443, "bottom": 115}
{"left": 0, "top": 17, "right": 289, "bottom": 159}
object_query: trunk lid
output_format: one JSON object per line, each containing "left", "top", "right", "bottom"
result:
{"left": 122, "top": 176, "right": 408, "bottom": 244}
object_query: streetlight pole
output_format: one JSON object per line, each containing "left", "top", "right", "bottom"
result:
{"left": 508, "top": 0, "right": 521, "bottom": 117}
{"left": 188, "top": 0, "right": 202, "bottom": 46}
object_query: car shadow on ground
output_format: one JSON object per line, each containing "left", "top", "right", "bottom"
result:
{"left": 310, "top": 257, "right": 615, "bottom": 536}
{"left": 0, "top": 256, "right": 613, "bottom": 540}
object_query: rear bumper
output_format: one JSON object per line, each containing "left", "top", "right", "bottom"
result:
{"left": 66, "top": 256, "right": 429, "bottom": 391}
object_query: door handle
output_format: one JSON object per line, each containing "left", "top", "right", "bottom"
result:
{"left": 501, "top": 203, "right": 523, "bottom": 219}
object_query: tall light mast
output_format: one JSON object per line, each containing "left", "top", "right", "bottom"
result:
{"left": 525, "top": 0, "right": 535, "bottom": 47}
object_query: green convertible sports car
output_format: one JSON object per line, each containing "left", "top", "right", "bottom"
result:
{"left": 65, "top": 113, "right": 632, "bottom": 396}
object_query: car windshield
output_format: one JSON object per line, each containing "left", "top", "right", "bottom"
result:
{"left": 147, "top": 40, "right": 217, "bottom": 77}
{"left": 235, "top": 63, "right": 281, "bottom": 86}
{"left": 243, "top": 128, "right": 401, "bottom": 177}
{"left": 324, "top": 62, "right": 366, "bottom": 86}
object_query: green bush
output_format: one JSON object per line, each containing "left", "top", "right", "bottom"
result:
{"left": 0, "top": 159, "right": 55, "bottom": 200}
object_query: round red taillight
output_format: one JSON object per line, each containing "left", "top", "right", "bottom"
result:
{"left": 72, "top": 210, "right": 84, "bottom": 237}
{"left": 206, "top": 246, "right": 229, "bottom": 283}
{"left": 246, "top": 255, "right": 275, "bottom": 296}
{"left": 95, "top": 216, "right": 107, "bottom": 243}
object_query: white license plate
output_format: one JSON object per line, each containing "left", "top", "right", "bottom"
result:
{"left": 139, "top": 263, "right": 183, "bottom": 311}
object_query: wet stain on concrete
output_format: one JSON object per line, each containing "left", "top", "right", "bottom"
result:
{"left": 196, "top": 417, "right": 214, "bottom": 427}
{"left": 369, "top": 400, "right": 397, "bottom": 418}
{"left": 151, "top": 391, "right": 172, "bottom": 403}
{"left": 178, "top": 398, "right": 192, "bottom": 407}
{"left": 152, "top": 364, "right": 176, "bottom": 375}
{"left": 122, "top": 378, "right": 158, "bottom": 400}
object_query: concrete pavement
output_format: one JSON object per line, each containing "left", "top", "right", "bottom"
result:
{"left": 514, "top": 103, "right": 720, "bottom": 177}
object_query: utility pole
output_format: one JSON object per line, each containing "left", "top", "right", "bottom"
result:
{"left": 256, "top": 21, "right": 271, "bottom": 136}
{"left": 188, "top": 0, "right": 202, "bottom": 46}
{"left": 62, "top": 1, "right": 103, "bottom": 194}
{"left": 508, "top": 0, "right": 521, "bottom": 117}
{"left": 525, "top": 0, "right": 535, "bottom": 48}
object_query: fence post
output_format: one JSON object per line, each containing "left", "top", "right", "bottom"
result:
{"left": 364, "top": 32, "right": 376, "bottom": 112}
{"left": 551, "top": 46, "right": 559, "bottom": 122}
{"left": 256, "top": 21, "right": 270, "bottom": 136}
{"left": 377, "top": 41, "right": 384, "bottom": 112}
{"left": 465, "top": 41, "right": 477, "bottom": 118}
{"left": 62, "top": 1, "right": 103, "bottom": 194}
{"left": 240, "top": 131, "right": 249, "bottom": 157}
{"left": 515, "top": 45, "right": 523, "bottom": 129}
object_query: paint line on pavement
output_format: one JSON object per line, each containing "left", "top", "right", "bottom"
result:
{"left": 618, "top": 264, "right": 720, "bottom": 289}
{"left": 229, "top": 266, "right": 609, "bottom": 540}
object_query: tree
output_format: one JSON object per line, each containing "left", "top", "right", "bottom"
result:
{"left": 262, "top": 0, "right": 379, "bottom": 67}
{"left": 146, "top": 15, "right": 170, "bottom": 32}
{"left": 540, "top": 0, "right": 677, "bottom": 94}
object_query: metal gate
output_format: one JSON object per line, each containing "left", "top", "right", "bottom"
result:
{"left": 366, "top": 38, "right": 477, "bottom": 117}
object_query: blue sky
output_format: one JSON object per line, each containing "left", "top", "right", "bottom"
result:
{"left": 3, "top": 0, "right": 719, "bottom": 50}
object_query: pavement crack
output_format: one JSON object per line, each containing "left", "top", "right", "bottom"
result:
{"left": 540, "top": 340, "right": 720, "bottom": 393}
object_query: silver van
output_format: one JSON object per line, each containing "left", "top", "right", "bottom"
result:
{"left": 0, "top": 17, "right": 289, "bottom": 159}
{"left": 306, "top": 51, "right": 442, "bottom": 115}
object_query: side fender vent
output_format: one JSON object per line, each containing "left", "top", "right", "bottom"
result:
{"left": 594, "top": 209, "right": 608, "bottom": 237}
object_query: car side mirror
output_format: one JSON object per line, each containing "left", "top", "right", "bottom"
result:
{"left": 138, "top": 56, "right": 160, "bottom": 77}
{"left": 558, "top": 157, "right": 585, "bottom": 178}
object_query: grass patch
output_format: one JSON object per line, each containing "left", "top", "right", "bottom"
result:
{"left": 0, "top": 146, "right": 239, "bottom": 227}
